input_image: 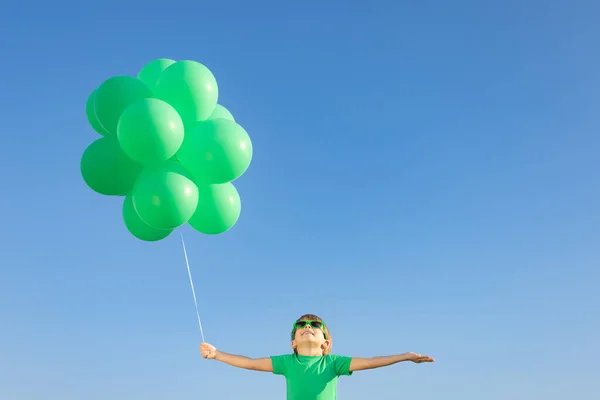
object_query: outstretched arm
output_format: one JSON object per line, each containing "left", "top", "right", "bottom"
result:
{"left": 200, "top": 342, "right": 273, "bottom": 372}
{"left": 349, "top": 352, "right": 434, "bottom": 372}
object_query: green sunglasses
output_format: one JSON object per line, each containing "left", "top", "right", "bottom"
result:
{"left": 291, "top": 320, "right": 328, "bottom": 339}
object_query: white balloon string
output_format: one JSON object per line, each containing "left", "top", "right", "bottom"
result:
{"left": 180, "top": 232, "right": 205, "bottom": 342}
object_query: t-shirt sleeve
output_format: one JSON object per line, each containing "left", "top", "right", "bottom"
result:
{"left": 270, "top": 354, "right": 292, "bottom": 375}
{"left": 331, "top": 354, "right": 353, "bottom": 376}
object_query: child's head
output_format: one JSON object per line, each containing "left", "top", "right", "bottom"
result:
{"left": 290, "top": 314, "right": 331, "bottom": 356}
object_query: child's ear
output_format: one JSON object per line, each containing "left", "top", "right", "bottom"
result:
{"left": 321, "top": 340, "right": 331, "bottom": 350}
{"left": 291, "top": 340, "right": 297, "bottom": 350}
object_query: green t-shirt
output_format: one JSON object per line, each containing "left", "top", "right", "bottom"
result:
{"left": 270, "top": 353, "right": 353, "bottom": 400}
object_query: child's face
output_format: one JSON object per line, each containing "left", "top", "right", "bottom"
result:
{"left": 292, "top": 321, "right": 328, "bottom": 352}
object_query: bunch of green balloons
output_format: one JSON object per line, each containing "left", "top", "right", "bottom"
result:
{"left": 81, "top": 58, "right": 253, "bottom": 242}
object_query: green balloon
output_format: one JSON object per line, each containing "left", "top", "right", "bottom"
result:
{"left": 177, "top": 119, "right": 253, "bottom": 184}
{"left": 138, "top": 58, "right": 176, "bottom": 91}
{"left": 154, "top": 60, "right": 218, "bottom": 127}
{"left": 208, "top": 104, "right": 235, "bottom": 122}
{"left": 117, "top": 98, "right": 185, "bottom": 167}
{"left": 80, "top": 137, "right": 143, "bottom": 196}
{"left": 188, "top": 182, "right": 241, "bottom": 235}
{"left": 85, "top": 90, "right": 109, "bottom": 135}
{"left": 132, "top": 162, "right": 199, "bottom": 230}
{"left": 94, "top": 76, "right": 153, "bottom": 135}
{"left": 123, "top": 194, "right": 173, "bottom": 241}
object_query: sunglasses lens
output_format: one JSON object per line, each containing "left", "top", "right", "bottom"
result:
{"left": 310, "top": 321, "right": 323, "bottom": 328}
{"left": 295, "top": 321, "right": 308, "bottom": 328}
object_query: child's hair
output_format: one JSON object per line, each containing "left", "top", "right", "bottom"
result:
{"left": 291, "top": 314, "right": 332, "bottom": 355}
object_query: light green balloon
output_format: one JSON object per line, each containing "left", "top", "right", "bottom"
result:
{"left": 117, "top": 98, "right": 185, "bottom": 166}
{"left": 80, "top": 137, "right": 142, "bottom": 196}
{"left": 154, "top": 60, "right": 218, "bottom": 128}
{"left": 176, "top": 119, "right": 253, "bottom": 184}
{"left": 137, "top": 58, "right": 176, "bottom": 91}
{"left": 123, "top": 194, "right": 173, "bottom": 241}
{"left": 85, "top": 90, "right": 109, "bottom": 136}
{"left": 208, "top": 104, "right": 235, "bottom": 122}
{"left": 188, "top": 182, "right": 241, "bottom": 235}
{"left": 131, "top": 162, "right": 199, "bottom": 230}
{"left": 94, "top": 76, "right": 153, "bottom": 135}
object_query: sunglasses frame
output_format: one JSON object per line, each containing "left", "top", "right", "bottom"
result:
{"left": 291, "top": 320, "right": 328, "bottom": 339}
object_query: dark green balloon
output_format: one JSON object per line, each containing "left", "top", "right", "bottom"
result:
{"left": 123, "top": 194, "right": 173, "bottom": 241}
{"left": 117, "top": 98, "right": 185, "bottom": 166}
{"left": 94, "top": 76, "right": 153, "bottom": 135}
{"left": 137, "top": 58, "right": 176, "bottom": 92}
{"left": 154, "top": 60, "right": 218, "bottom": 128}
{"left": 188, "top": 182, "right": 241, "bottom": 235}
{"left": 80, "top": 137, "right": 142, "bottom": 196}
{"left": 177, "top": 119, "right": 253, "bottom": 184}
{"left": 131, "top": 161, "right": 199, "bottom": 230}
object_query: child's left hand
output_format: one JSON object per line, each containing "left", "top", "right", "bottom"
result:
{"left": 405, "top": 352, "right": 435, "bottom": 363}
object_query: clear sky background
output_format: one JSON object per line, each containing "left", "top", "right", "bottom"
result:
{"left": 0, "top": 1, "right": 599, "bottom": 399}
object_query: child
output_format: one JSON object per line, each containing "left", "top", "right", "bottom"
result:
{"left": 200, "top": 314, "right": 434, "bottom": 399}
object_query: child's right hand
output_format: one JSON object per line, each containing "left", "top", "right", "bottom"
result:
{"left": 200, "top": 342, "right": 217, "bottom": 359}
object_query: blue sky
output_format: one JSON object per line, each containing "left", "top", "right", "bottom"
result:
{"left": 1, "top": 1, "right": 599, "bottom": 399}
